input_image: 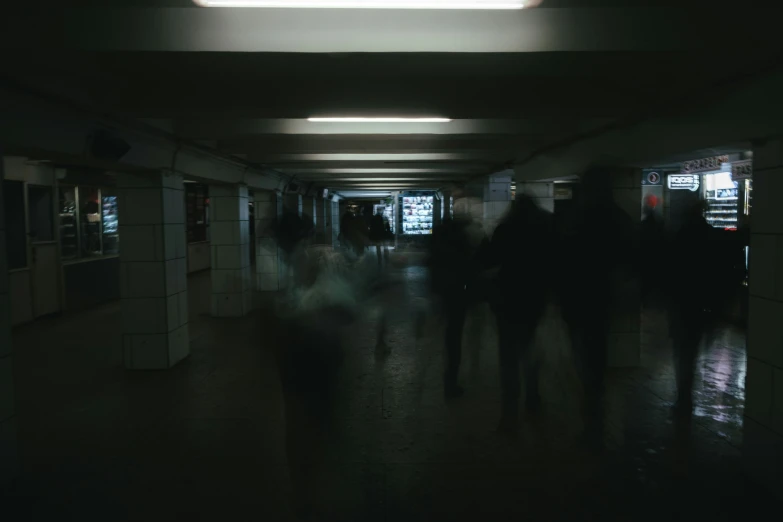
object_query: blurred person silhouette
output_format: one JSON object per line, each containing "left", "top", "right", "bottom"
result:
{"left": 483, "top": 194, "right": 555, "bottom": 433}
{"left": 428, "top": 196, "right": 486, "bottom": 398}
{"left": 339, "top": 208, "right": 354, "bottom": 248}
{"left": 340, "top": 207, "right": 369, "bottom": 260}
{"left": 640, "top": 193, "right": 667, "bottom": 309}
{"left": 273, "top": 251, "right": 357, "bottom": 520}
{"left": 276, "top": 204, "right": 315, "bottom": 288}
{"left": 369, "top": 207, "right": 388, "bottom": 268}
{"left": 557, "top": 166, "right": 638, "bottom": 452}
{"left": 666, "top": 200, "right": 723, "bottom": 421}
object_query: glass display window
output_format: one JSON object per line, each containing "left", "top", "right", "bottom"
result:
{"left": 703, "top": 172, "right": 739, "bottom": 230}
{"left": 79, "top": 186, "right": 102, "bottom": 256}
{"left": 102, "top": 191, "right": 119, "bottom": 255}
{"left": 58, "top": 184, "right": 120, "bottom": 261}
{"left": 59, "top": 185, "right": 78, "bottom": 260}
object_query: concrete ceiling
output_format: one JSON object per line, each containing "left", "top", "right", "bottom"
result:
{"left": 2, "top": 2, "right": 782, "bottom": 195}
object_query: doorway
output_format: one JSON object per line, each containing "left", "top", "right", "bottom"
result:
{"left": 27, "top": 185, "right": 60, "bottom": 318}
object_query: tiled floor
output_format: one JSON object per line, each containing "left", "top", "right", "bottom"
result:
{"left": 3, "top": 266, "right": 772, "bottom": 521}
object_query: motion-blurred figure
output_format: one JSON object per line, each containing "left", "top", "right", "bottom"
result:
{"left": 667, "top": 201, "right": 719, "bottom": 420}
{"left": 276, "top": 205, "right": 315, "bottom": 288}
{"left": 429, "top": 200, "right": 486, "bottom": 398}
{"left": 485, "top": 194, "right": 554, "bottom": 433}
{"left": 369, "top": 208, "right": 389, "bottom": 268}
{"left": 640, "top": 194, "right": 667, "bottom": 309}
{"left": 557, "top": 167, "right": 637, "bottom": 451}
{"left": 273, "top": 245, "right": 357, "bottom": 519}
{"left": 340, "top": 208, "right": 370, "bottom": 260}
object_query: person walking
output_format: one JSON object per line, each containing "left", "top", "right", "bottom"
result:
{"left": 484, "top": 194, "right": 554, "bottom": 434}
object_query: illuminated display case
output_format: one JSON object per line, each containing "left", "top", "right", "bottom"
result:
{"left": 102, "top": 194, "right": 119, "bottom": 255}
{"left": 59, "top": 186, "right": 78, "bottom": 260}
{"left": 703, "top": 172, "right": 739, "bottom": 230}
{"left": 743, "top": 179, "right": 752, "bottom": 217}
{"left": 401, "top": 194, "right": 434, "bottom": 235}
{"left": 58, "top": 185, "right": 120, "bottom": 259}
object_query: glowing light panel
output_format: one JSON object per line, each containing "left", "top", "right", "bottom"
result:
{"left": 308, "top": 117, "right": 452, "bottom": 123}
{"left": 195, "top": 1, "right": 526, "bottom": 9}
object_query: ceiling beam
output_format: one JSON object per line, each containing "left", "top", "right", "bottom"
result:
{"left": 174, "top": 119, "right": 545, "bottom": 138}
{"left": 244, "top": 152, "right": 502, "bottom": 162}
{"left": 220, "top": 135, "right": 531, "bottom": 155}
{"left": 279, "top": 167, "right": 474, "bottom": 174}
{"left": 6, "top": 8, "right": 780, "bottom": 53}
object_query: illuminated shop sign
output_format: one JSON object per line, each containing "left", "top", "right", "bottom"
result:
{"left": 681, "top": 155, "right": 729, "bottom": 174}
{"left": 668, "top": 174, "right": 700, "bottom": 192}
{"left": 732, "top": 160, "right": 753, "bottom": 180}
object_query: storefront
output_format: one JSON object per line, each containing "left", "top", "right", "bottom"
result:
{"left": 2, "top": 158, "right": 124, "bottom": 325}
{"left": 664, "top": 155, "right": 752, "bottom": 232}
{"left": 57, "top": 169, "right": 122, "bottom": 312}
{"left": 663, "top": 154, "right": 752, "bottom": 323}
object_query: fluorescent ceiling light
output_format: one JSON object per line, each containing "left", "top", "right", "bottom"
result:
{"left": 323, "top": 178, "right": 451, "bottom": 181}
{"left": 195, "top": 1, "right": 526, "bottom": 9}
{"left": 308, "top": 117, "right": 452, "bottom": 123}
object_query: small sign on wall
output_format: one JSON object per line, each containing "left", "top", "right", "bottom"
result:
{"left": 641, "top": 170, "right": 662, "bottom": 186}
{"left": 668, "top": 174, "right": 700, "bottom": 192}
{"left": 553, "top": 185, "right": 573, "bottom": 200}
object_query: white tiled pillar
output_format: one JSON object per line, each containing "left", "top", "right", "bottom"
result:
{"left": 0, "top": 148, "right": 20, "bottom": 486}
{"left": 315, "top": 197, "right": 329, "bottom": 245}
{"left": 744, "top": 140, "right": 783, "bottom": 493}
{"left": 608, "top": 168, "right": 641, "bottom": 367}
{"left": 210, "top": 184, "right": 252, "bottom": 316}
{"left": 254, "top": 190, "right": 280, "bottom": 292}
{"left": 118, "top": 171, "right": 189, "bottom": 370}
{"left": 483, "top": 171, "right": 513, "bottom": 233}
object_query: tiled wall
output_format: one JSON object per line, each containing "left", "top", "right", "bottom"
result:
{"left": 210, "top": 184, "right": 252, "bottom": 316}
{"left": 118, "top": 171, "right": 189, "bottom": 369}
{"left": 254, "top": 190, "right": 280, "bottom": 291}
{"left": 744, "top": 140, "right": 783, "bottom": 492}
{"left": 0, "top": 150, "right": 19, "bottom": 486}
